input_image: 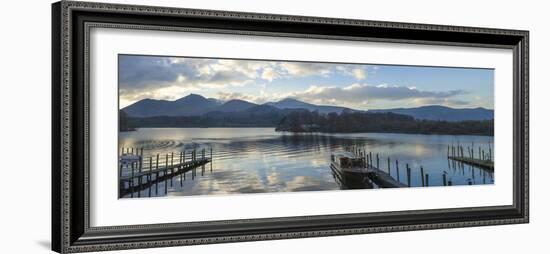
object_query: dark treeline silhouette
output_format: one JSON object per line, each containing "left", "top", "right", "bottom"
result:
{"left": 119, "top": 110, "right": 135, "bottom": 132}
{"left": 123, "top": 108, "right": 493, "bottom": 136}
{"left": 275, "top": 111, "right": 493, "bottom": 136}
{"left": 126, "top": 105, "right": 291, "bottom": 128}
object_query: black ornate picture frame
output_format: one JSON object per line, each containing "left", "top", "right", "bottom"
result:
{"left": 51, "top": 1, "right": 529, "bottom": 253}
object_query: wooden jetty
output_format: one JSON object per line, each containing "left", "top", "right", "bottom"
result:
{"left": 447, "top": 143, "right": 494, "bottom": 171}
{"left": 344, "top": 147, "right": 407, "bottom": 188}
{"left": 365, "top": 165, "right": 407, "bottom": 188}
{"left": 118, "top": 147, "right": 212, "bottom": 198}
{"left": 448, "top": 156, "right": 494, "bottom": 170}
{"left": 346, "top": 146, "right": 443, "bottom": 188}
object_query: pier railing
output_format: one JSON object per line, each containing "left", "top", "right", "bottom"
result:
{"left": 118, "top": 147, "right": 213, "bottom": 198}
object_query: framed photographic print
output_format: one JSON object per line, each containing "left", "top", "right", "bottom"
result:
{"left": 51, "top": 1, "right": 529, "bottom": 253}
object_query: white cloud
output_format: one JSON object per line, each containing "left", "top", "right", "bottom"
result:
{"left": 287, "top": 83, "right": 467, "bottom": 108}
{"left": 352, "top": 68, "right": 367, "bottom": 80}
{"left": 260, "top": 67, "right": 280, "bottom": 82}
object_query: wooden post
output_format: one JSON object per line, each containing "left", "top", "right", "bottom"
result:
{"left": 165, "top": 154, "right": 169, "bottom": 194}
{"left": 170, "top": 152, "right": 174, "bottom": 187}
{"left": 479, "top": 147, "right": 482, "bottom": 160}
{"left": 387, "top": 157, "right": 390, "bottom": 174}
{"left": 489, "top": 147, "right": 492, "bottom": 161}
{"left": 118, "top": 164, "right": 123, "bottom": 198}
{"left": 130, "top": 176, "right": 134, "bottom": 198}
{"left": 376, "top": 153, "right": 379, "bottom": 169}
{"left": 406, "top": 164, "right": 411, "bottom": 187}
{"left": 368, "top": 152, "right": 372, "bottom": 166}
{"left": 155, "top": 154, "right": 159, "bottom": 195}
{"left": 130, "top": 162, "right": 134, "bottom": 198}
{"left": 420, "top": 166, "right": 425, "bottom": 187}
{"left": 447, "top": 145, "right": 450, "bottom": 157}
{"left": 425, "top": 174, "right": 429, "bottom": 187}
{"left": 148, "top": 157, "right": 152, "bottom": 197}
{"left": 119, "top": 163, "right": 123, "bottom": 178}
{"left": 180, "top": 151, "right": 184, "bottom": 186}
{"left": 137, "top": 176, "right": 142, "bottom": 198}
{"left": 155, "top": 172, "right": 159, "bottom": 195}
{"left": 443, "top": 174, "right": 447, "bottom": 186}
{"left": 396, "top": 160, "right": 400, "bottom": 182}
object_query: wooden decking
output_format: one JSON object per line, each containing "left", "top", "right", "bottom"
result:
{"left": 366, "top": 166, "right": 407, "bottom": 188}
{"left": 119, "top": 158, "right": 210, "bottom": 197}
{"left": 119, "top": 147, "right": 212, "bottom": 198}
{"left": 448, "top": 156, "right": 494, "bottom": 171}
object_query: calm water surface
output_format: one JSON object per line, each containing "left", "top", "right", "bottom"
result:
{"left": 119, "top": 128, "right": 494, "bottom": 197}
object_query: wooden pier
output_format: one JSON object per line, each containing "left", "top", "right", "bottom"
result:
{"left": 118, "top": 147, "right": 212, "bottom": 198}
{"left": 447, "top": 143, "right": 494, "bottom": 171}
{"left": 346, "top": 147, "right": 407, "bottom": 188}
{"left": 346, "top": 146, "right": 447, "bottom": 188}
{"left": 448, "top": 156, "right": 494, "bottom": 170}
{"left": 365, "top": 165, "right": 407, "bottom": 188}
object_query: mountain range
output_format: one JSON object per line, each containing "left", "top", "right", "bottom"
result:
{"left": 122, "top": 94, "right": 493, "bottom": 122}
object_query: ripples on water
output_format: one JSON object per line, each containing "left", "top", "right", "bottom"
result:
{"left": 119, "top": 128, "right": 494, "bottom": 198}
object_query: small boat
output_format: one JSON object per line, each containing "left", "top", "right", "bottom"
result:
{"left": 330, "top": 152, "right": 374, "bottom": 189}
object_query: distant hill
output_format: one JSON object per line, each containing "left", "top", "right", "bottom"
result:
{"left": 368, "top": 105, "right": 494, "bottom": 122}
{"left": 122, "top": 94, "right": 494, "bottom": 123}
{"left": 122, "top": 94, "right": 221, "bottom": 117}
{"left": 212, "top": 99, "right": 257, "bottom": 113}
{"left": 265, "top": 98, "right": 354, "bottom": 114}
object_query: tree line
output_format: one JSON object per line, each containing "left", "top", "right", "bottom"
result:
{"left": 275, "top": 111, "right": 493, "bottom": 136}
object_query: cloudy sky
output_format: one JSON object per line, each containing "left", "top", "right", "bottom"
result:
{"left": 118, "top": 54, "right": 494, "bottom": 110}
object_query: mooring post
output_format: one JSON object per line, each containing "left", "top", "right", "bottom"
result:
{"left": 425, "top": 174, "right": 430, "bottom": 187}
{"left": 165, "top": 154, "right": 169, "bottom": 194}
{"left": 119, "top": 163, "right": 123, "bottom": 178}
{"left": 420, "top": 166, "right": 425, "bottom": 187}
{"left": 118, "top": 164, "right": 123, "bottom": 198}
{"left": 443, "top": 174, "right": 447, "bottom": 186}
{"left": 406, "top": 164, "right": 411, "bottom": 187}
{"left": 140, "top": 147, "right": 144, "bottom": 171}
{"left": 448, "top": 180, "right": 453, "bottom": 186}
{"left": 447, "top": 145, "right": 450, "bottom": 157}
{"left": 396, "top": 160, "right": 400, "bottom": 182}
{"left": 170, "top": 152, "right": 174, "bottom": 187}
{"left": 468, "top": 179, "right": 473, "bottom": 185}
{"left": 376, "top": 153, "right": 379, "bottom": 169}
{"left": 479, "top": 147, "right": 482, "bottom": 160}
{"left": 137, "top": 177, "right": 142, "bottom": 198}
{"left": 387, "top": 157, "right": 390, "bottom": 174}
{"left": 489, "top": 147, "right": 492, "bottom": 161}
{"left": 369, "top": 153, "right": 372, "bottom": 167}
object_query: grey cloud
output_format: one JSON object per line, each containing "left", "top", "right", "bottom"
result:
{"left": 292, "top": 84, "right": 467, "bottom": 105}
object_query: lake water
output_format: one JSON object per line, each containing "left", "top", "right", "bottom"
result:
{"left": 119, "top": 128, "right": 494, "bottom": 198}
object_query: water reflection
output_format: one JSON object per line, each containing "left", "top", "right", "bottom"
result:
{"left": 119, "top": 128, "right": 494, "bottom": 197}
